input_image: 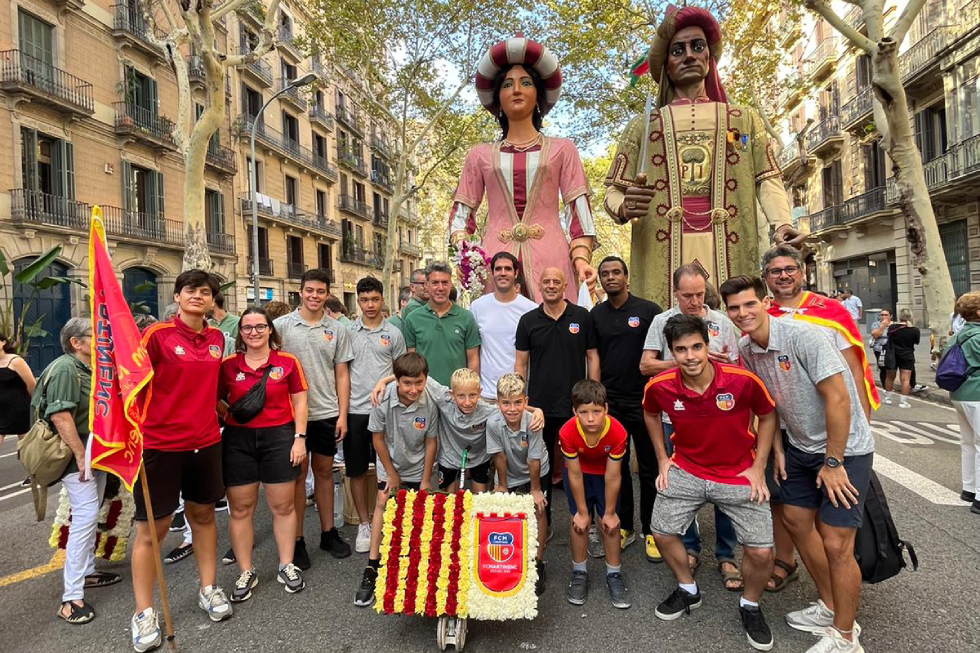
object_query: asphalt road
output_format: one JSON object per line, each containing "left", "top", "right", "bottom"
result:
{"left": 1, "top": 395, "right": 977, "bottom": 653}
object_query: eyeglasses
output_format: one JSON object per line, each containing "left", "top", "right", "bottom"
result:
{"left": 766, "top": 265, "right": 800, "bottom": 277}
{"left": 240, "top": 324, "right": 269, "bottom": 334}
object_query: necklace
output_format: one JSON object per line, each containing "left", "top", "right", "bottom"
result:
{"left": 502, "top": 133, "right": 542, "bottom": 152}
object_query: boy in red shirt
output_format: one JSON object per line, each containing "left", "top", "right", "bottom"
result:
{"left": 130, "top": 270, "right": 230, "bottom": 653}
{"left": 642, "top": 314, "right": 777, "bottom": 651}
{"left": 559, "top": 380, "right": 630, "bottom": 609}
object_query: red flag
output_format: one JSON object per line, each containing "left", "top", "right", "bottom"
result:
{"left": 769, "top": 291, "right": 880, "bottom": 410}
{"left": 88, "top": 206, "right": 154, "bottom": 490}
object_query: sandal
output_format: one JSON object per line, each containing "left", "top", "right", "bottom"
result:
{"left": 687, "top": 550, "right": 701, "bottom": 574}
{"left": 84, "top": 571, "right": 122, "bottom": 589}
{"left": 58, "top": 600, "right": 95, "bottom": 624}
{"left": 718, "top": 560, "right": 743, "bottom": 592}
{"left": 765, "top": 559, "right": 799, "bottom": 592}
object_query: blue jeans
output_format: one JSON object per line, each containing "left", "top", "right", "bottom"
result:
{"left": 662, "top": 422, "right": 739, "bottom": 561}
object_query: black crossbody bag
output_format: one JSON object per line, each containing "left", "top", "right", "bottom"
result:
{"left": 228, "top": 366, "right": 274, "bottom": 424}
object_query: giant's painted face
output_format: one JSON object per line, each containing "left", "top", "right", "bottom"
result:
{"left": 666, "top": 25, "right": 710, "bottom": 87}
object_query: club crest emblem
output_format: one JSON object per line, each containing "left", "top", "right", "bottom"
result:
{"left": 628, "top": 316, "right": 640, "bottom": 328}
{"left": 270, "top": 366, "right": 284, "bottom": 380}
{"left": 235, "top": 372, "right": 245, "bottom": 382}
{"left": 486, "top": 532, "right": 515, "bottom": 563}
{"left": 778, "top": 355, "right": 791, "bottom": 371}
{"left": 174, "top": 345, "right": 185, "bottom": 356}
{"left": 707, "top": 321, "right": 721, "bottom": 338}
{"left": 209, "top": 345, "right": 221, "bottom": 358}
{"left": 520, "top": 433, "right": 529, "bottom": 448}
{"left": 673, "top": 399, "right": 685, "bottom": 411}
{"left": 604, "top": 445, "right": 612, "bottom": 453}
{"left": 323, "top": 330, "right": 334, "bottom": 342}
{"left": 716, "top": 393, "right": 735, "bottom": 411}
{"left": 413, "top": 416, "right": 427, "bottom": 430}
{"left": 568, "top": 323, "right": 580, "bottom": 334}
{"left": 379, "top": 334, "right": 391, "bottom": 346}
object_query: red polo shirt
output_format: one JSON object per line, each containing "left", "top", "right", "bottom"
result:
{"left": 642, "top": 361, "right": 775, "bottom": 485}
{"left": 559, "top": 416, "right": 628, "bottom": 476}
{"left": 140, "top": 317, "right": 225, "bottom": 451}
{"left": 219, "top": 350, "right": 308, "bottom": 428}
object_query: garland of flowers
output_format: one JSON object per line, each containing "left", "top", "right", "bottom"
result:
{"left": 401, "top": 489, "right": 426, "bottom": 614}
{"left": 392, "top": 490, "right": 416, "bottom": 612}
{"left": 376, "top": 489, "right": 406, "bottom": 613}
{"left": 49, "top": 482, "right": 135, "bottom": 562}
{"left": 412, "top": 491, "right": 436, "bottom": 614}
{"left": 434, "top": 493, "right": 457, "bottom": 615}
{"left": 423, "top": 493, "right": 447, "bottom": 617}
{"left": 451, "top": 240, "right": 490, "bottom": 303}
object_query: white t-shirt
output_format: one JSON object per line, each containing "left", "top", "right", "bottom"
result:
{"left": 842, "top": 295, "right": 863, "bottom": 321}
{"left": 470, "top": 292, "right": 538, "bottom": 398}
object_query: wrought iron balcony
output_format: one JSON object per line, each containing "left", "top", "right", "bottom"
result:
{"left": 187, "top": 55, "right": 205, "bottom": 85}
{"left": 841, "top": 87, "right": 874, "bottom": 131}
{"left": 277, "top": 77, "right": 307, "bottom": 110}
{"left": 114, "top": 101, "right": 176, "bottom": 149}
{"left": 948, "top": 133, "right": 980, "bottom": 181}
{"left": 286, "top": 259, "right": 307, "bottom": 278}
{"left": 900, "top": 26, "right": 956, "bottom": 83}
{"left": 9, "top": 188, "right": 89, "bottom": 230}
{"left": 804, "top": 37, "right": 838, "bottom": 80}
{"left": 277, "top": 26, "right": 303, "bottom": 59}
{"left": 922, "top": 153, "right": 951, "bottom": 189}
{"left": 232, "top": 115, "right": 337, "bottom": 182}
{"left": 249, "top": 256, "right": 274, "bottom": 277}
{"left": 807, "top": 205, "right": 844, "bottom": 233}
{"left": 0, "top": 50, "right": 94, "bottom": 116}
{"left": 340, "top": 245, "right": 369, "bottom": 264}
{"left": 111, "top": 3, "right": 164, "bottom": 58}
{"left": 312, "top": 57, "right": 329, "bottom": 80}
{"left": 336, "top": 105, "right": 364, "bottom": 135}
{"left": 338, "top": 146, "right": 368, "bottom": 177}
{"left": 805, "top": 115, "right": 843, "bottom": 156}
{"left": 373, "top": 211, "right": 389, "bottom": 228}
{"left": 239, "top": 193, "right": 342, "bottom": 238}
{"left": 844, "top": 6, "right": 864, "bottom": 31}
{"left": 371, "top": 134, "right": 394, "bottom": 158}
{"left": 338, "top": 193, "right": 370, "bottom": 219}
{"left": 206, "top": 231, "right": 234, "bottom": 255}
{"left": 839, "top": 186, "right": 889, "bottom": 223}
{"left": 398, "top": 241, "right": 422, "bottom": 257}
{"left": 234, "top": 46, "right": 272, "bottom": 88}
{"left": 372, "top": 168, "right": 394, "bottom": 193}
{"left": 205, "top": 138, "right": 238, "bottom": 175}
{"left": 309, "top": 104, "right": 334, "bottom": 131}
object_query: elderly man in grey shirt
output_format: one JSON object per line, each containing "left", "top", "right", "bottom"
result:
{"left": 721, "top": 275, "right": 873, "bottom": 653}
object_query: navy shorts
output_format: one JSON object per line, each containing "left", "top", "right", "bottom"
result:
{"left": 780, "top": 443, "right": 873, "bottom": 528}
{"left": 306, "top": 417, "right": 338, "bottom": 457}
{"left": 438, "top": 460, "right": 491, "bottom": 488}
{"left": 563, "top": 469, "right": 619, "bottom": 517}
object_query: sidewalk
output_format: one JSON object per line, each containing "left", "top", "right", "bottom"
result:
{"left": 858, "top": 325, "right": 950, "bottom": 406}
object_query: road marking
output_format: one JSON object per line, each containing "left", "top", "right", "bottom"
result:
{"left": 0, "top": 550, "right": 65, "bottom": 588}
{"left": 873, "top": 454, "right": 964, "bottom": 505}
{"left": 0, "top": 480, "right": 27, "bottom": 491}
{"left": 0, "top": 488, "right": 32, "bottom": 502}
{"left": 0, "top": 451, "right": 19, "bottom": 458}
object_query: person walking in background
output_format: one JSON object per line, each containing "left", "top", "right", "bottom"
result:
{"left": 869, "top": 309, "right": 892, "bottom": 389}
{"left": 0, "top": 331, "right": 35, "bottom": 449}
{"left": 882, "top": 309, "right": 919, "bottom": 409}
{"left": 839, "top": 289, "right": 862, "bottom": 323}
{"left": 946, "top": 291, "right": 980, "bottom": 515}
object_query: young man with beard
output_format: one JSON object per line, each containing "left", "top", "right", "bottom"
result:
{"left": 721, "top": 275, "right": 873, "bottom": 653}
{"left": 643, "top": 314, "right": 777, "bottom": 650}
{"left": 275, "top": 269, "right": 354, "bottom": 567}
{"left": 470, "top": 252, "right": 537, "bottom": 401}
{"left": 590, "top": 256, "right": 663, "bottom": 560}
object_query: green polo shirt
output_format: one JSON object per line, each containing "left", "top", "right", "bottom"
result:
{"left": 401, "top": 297, "right": 426, "bottom": 321}
{"left": 387, "top": 313, "right": 404, "bottom": 334}
{"left": 210, "top": 312, "right": 240, "bottom": 339}
{"left": 31, "top": 354, "right": 90, "bottom": 476}
{"left": 402, "top": 302, "right": 481, "bottom": 386}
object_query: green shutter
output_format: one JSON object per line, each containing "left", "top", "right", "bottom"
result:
{"left": 64, "top": 142, "right": 75, "bottom": 200}
{"left": 149, "top": 78, "right": 158, "bottom": 118}
{"left": 121, "top": 160, "right": 134, "bottom": 214}
{"left": 155, "top": 170, "right": 165, "bottom": 217}
{"left": 21, "top": 127, "right": 38, "bottom": 193}
{"left": 217, "top": 192, "right": 225, "bottom": 234}
{"left": 51, "top": 139, "right": 64, "bottom": 198}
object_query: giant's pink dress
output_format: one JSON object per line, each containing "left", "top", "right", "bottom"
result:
{"left": 449, "top": 136, "right": 596, "bottom": 302}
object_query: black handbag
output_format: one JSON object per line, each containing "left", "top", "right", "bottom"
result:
{"left": 228, "top": 366, "right": 274, "bottom": 424}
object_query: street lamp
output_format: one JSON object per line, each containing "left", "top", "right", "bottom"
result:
{"left": 250, "top": 72, "right": 318, "bottom": 306}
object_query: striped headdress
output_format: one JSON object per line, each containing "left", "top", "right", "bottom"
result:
{"left": 474, "top": 34, "right": 562, "bottom": 116}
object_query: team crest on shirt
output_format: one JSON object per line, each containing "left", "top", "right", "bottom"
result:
{"left": 379, "top": 334, "right": 391, "bottom": 347}
{"left": 628, "top": 316, "right": 641, "bottom": 328}
{"left": 673, "top": 399, "right": 685, "bottom": 411}
{"left": 413, "top": 417, "right": 427, "bottom": 430}
{"left": 604, "top": 445, "right": 612, "bottom": 453}
{"left": 715, "top": 393, "right": 735, "bottom": 411}
{"left": 520, "top": 433, "right": 529, "bottom": 448}
{"left": 208, "top": 345, "right": 221, "bottom": 358}
{"left": 568, "top": 323, "right": 580, "bottom": 334}
{"left": 323, "top": 329, "right": 334, "bottom": 342}
{"left": 778, "top": 355, "right": 791, "bottom": 371}
{"left": 707, "top": 321, "right": 720, "bottom": 338}
{"left": 174, "top": 345, "right": 185, "bottom": 356}
{"left": 235, "top": 372, "right": 246, "bottom": 382}
{"left": 270, "top": 366, "right": 284, "bottom": 380}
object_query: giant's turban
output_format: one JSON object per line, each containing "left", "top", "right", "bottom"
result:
{"left": 647, "top": 5, "right": 726, "bottom": 106}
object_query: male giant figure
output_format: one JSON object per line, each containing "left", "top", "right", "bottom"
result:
{"left": 604, "top": 5, "right": 802, "bottom": 306}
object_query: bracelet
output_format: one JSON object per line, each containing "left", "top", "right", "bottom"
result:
{"left": 571, "top": 255, "right": 591, "bottom": 268}
{"left": 294, "top": 433, "right": 306, "bottom": 439}
{"left": 568, "top": 245, "right": 591, "bottom": 260}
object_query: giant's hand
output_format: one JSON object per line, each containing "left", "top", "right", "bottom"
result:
{"left": 775, "top": 224, "right": 806, "bottom": 248}
{"left": 621, "top": 185, "right": 656, "bottom": 223}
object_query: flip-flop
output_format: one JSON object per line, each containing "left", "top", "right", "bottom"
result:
{"left": 58, "top": 600, "right": 95, "bottom": 624}
{"left": 765, "top": 559, "right": 799, "bottom": 592}
{"left": 718, "top": 560, "right": 743, "bottom": 592}
{"left": 84, "top": 571, "right": 122, "bottom": 589}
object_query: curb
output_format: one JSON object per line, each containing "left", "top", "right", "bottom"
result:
{"left": 873, "top": 379, "right": 951, "bottom": 407}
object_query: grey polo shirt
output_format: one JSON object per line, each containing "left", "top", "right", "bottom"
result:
{"left": 486, "top": 411, "right": 549, "bottom": 488}
{"left": 643, "top": 306, "right": 740, "bottom": 361}
{"left": 738, "top": 316, "right": 874, "bottom": 457}
{"left": 274, "top": 310, "right": 354, "bottom": 420}
{"left": 424, "top": 378, "right": 497, "bottom": 469}
{"left": 347, "top": 317, "right": 407, "bottom": 415}
{"left": 368, "top": 380, "right": 440, "bottom": 483}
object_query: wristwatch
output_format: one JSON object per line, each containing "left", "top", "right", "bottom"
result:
{"left": 824, "top": 456, "right": 842, "bottom": 468}
{"left": 294, "top": 433, "right": 306, "bottom": 440}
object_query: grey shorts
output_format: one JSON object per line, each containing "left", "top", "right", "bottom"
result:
{"left": 651, "top": 466, "right": 774, "bottom": 549}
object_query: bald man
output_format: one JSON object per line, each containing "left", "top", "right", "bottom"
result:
{"left": 516, "top": 267, "right": 599, "bottom": 524}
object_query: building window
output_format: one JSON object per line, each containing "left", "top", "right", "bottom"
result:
{"left": 246, "top": 157, "right": 262, "bottom": 193}
{"left": 21, "top": 127, "right": 74, "bottom": 199}
{"left": 121, "top": 161, "right": 164, "bottom": 221}
{"left": 284, "top": 174, "right": 298, "bottom": 207}
{"left": 855, "top": 55, "right": 872, "bottom": 92}
{"left": 313, "top": 132, "right": 327, "bottom": 161}
{"left": 282, "top": 111, "right": 299, "bottom": 146}
{"left": 354, "top": 181, "right": 366, "bottom": 204}
{"left": 957, "top": 75, "right": 979, "bottom": 141}
{"left": 18, "top": 10, "right": 53, "bottom": 68}
{"left": 247, "top": 225, "right": 270, "bottom": 274}
{"left": 243, "top": 85, "right": 262, "bottom": 121}
{"left": 205, "top": 189, "right": 225, "bottom": 235}
{"left": 287, "top": 235, "right": 304, "bottom": 277}
{"left": 862, "top": 140, "right": 886, "bottom": 191}
{"left": 318, "top": 243, "right": 332, "bottom": 271}
{"left": 914, "top": 104, "right": 948, "bottom": 162}
{"left": 821, "top": 160, "right": 843, "bottom": 208}
{"left": 281, "top": 59, "right": 296, "bottom": 82}
{"left": 123, "top": 65, "right": 159, "bottom": 119}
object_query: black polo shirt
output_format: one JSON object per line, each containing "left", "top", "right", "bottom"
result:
{"left": 515, "top": 300, "right": 596, "bottom": 418}
{"left": 591, "top": 294, "right": 663, "bottom": 407}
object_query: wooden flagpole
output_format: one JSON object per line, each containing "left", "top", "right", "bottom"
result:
{"left": 138, "top": 461, "right": 178, "bottom": 651}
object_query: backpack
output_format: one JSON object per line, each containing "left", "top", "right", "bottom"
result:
{"left": 935, "top": 332, "right": 978, "bottom": 391}
{"left": 854, "top": 471, "right": 918, "bottom": 583}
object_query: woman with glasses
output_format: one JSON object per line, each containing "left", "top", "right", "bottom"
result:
{"left": 217, "top": 308, "right": 309, "bottom": 601}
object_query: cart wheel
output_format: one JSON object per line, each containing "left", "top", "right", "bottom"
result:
{"left": 437, "top": 616, "right": 448, "bottom": 651}
{"left": 454, "top": 618, "right": 467, "bottom": 651}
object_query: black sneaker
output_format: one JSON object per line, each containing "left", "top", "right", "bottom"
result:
{"left": 20, "top": 477, "right": 31, "bottom": 487}
{"left": 230, "top": 568, "right": 257, "bottom": 603}
{"left": 740, "top": 604, "right": 774, "bottom": 651}
{"left": 293, "top": 537, "right": 311, "bottom": 570}
{"left": 534, "top": 560, "right": 546, "bottom": 596}
{"left": 163, "top": 543, "right": 193, "bottom": 565}
{"left": 565, "top": 570, "right": 588, "bottom": 605}
{"left": 655, "top": 587, "right": 702, "bottom": 620}
{"left": 606, "top": 572, "right": 631, "bottom": 609}
{"left": 962, "top": 490, "right": 977, "bottom": 503}
{"left": 972, "top": 500, "right": 980, "bottom": 515}
{"left": 221, "top": 547, "right": 236, "bottom": 565}
{"left": 320, "top": 528, "right": 352, "bottom": 558}
{"left": 354, "top": 567, "right": 378, "bottom": 607}
{"left": 168, "top": 512, "right": 186, "bottom": 532}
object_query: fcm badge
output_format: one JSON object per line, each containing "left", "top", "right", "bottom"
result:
{"left": 474, "top": 514, "right": 527, "bottom": 595}
{"left": 715, "top": 393, "right": 735, "bottom": 411}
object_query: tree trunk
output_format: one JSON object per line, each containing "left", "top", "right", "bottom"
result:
{"left": 872, "top": 37, "right": 955, "bottom": 342}
{"left": 382, "top": 155, "right": 409, "bottom": 288}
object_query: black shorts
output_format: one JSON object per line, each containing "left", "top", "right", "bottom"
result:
{"left": 134, "top": 442, "right": 224, "bottom": 521}
{"left": 307, "top": 417, "right": 338, "bottom": 457}
{"left": 780, "top": 443, "right": 873, "bottom": 529}
{"left": 438, "top": 460, "right": 491, "bottom": 488}
{"left": 894, "top": 354, "right": 915, "bottom": 371}
{"left": 222, "top": 423, "right": 301, "bottom": 487}
{"left": 510, "top": 475, "right": 552, "bottom": 495}
{"left": 377, "top": 480, "right": 421, "bottom": 492}
{"left": 343, "top": 413, "right": 375, "bottom": 478}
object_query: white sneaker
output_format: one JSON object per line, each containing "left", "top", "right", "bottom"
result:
{"left": 355, "top": 523, "right": 372, "bottom": 554}
{"left": 805, "top": 627, "right": 864, "bottom": 652}
{"left": 131, "top": 607, "right": 162, "bottom": 652}
{"left": 883, "top": 394, "right": 893, "bottom": 405}
{"left": 899, "top": 401, "right": 911, "bottom": 408}
{"left": 786, "top": 600, "right": 834, "bottom": 633}
{"left": 198, "top": 585, "right": 233, "bottom": 622}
